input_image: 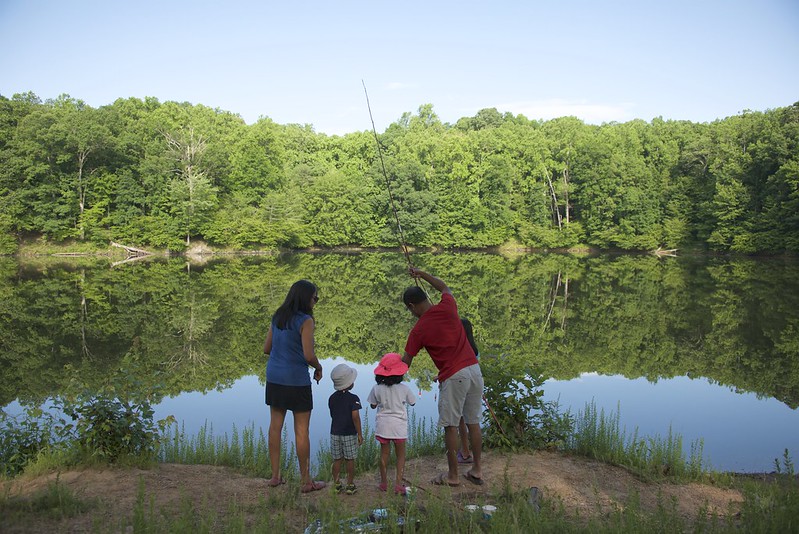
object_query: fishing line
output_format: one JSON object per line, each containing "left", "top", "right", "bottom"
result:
{"left": 362, "top": 80, "right": 419, "bottom": 286}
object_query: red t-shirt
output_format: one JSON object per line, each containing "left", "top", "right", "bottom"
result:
{"left": 404, "top": 293, "right": 478, "bottom": 382}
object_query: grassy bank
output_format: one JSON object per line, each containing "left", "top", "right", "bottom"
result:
{"left": 4, "top": 403, "right": 797, "bottom": 532}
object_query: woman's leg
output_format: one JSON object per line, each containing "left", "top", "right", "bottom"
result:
{"left": 293, "top": 410, "right": 312, "bottom": 485}
{"left": 268, "top": 406, "right": 287, "bottom": 484}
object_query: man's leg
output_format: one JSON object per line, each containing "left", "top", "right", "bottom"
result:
{"left": 466, "top": 423, "right": 482, "bottom": 479}
{"left": 463, "top": 364, "right": 485, "bottom": 480}
{"left": 458, "top": 417, "right": 471, "bottom": 459}
{"left": 444, "top": 425, "right": 460, "bottom": 483}
{"left": 437, "top": 368, "right": 473, "bottom": 485}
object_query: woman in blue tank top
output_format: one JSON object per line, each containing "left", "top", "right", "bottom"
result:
{"left": 264, "top": 280, "right": 326, "bottom": 493}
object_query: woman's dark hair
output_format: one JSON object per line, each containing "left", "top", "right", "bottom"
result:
{"left": 272, "top": 280, "right": 317, "bottom": 329}
{"left": 461, "top": 318, "right": 479, "bottom": 356}
{"left": 402, "top": 286, "right": 427, "bottom": 306}
{"left": 375, "top": 374, "right": 404, "bottom": 386}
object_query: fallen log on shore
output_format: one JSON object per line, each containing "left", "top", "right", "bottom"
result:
{"left": 110, "top": 241, "right": 151, "bottom": 257}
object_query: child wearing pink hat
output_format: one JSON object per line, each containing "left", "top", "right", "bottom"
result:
{"left": 367, "top": 352, "right": 416, "bottom": 495}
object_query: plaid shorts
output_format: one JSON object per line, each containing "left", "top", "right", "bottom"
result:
{"left": 330, "top": 434, "right": 359, "bottom": 460}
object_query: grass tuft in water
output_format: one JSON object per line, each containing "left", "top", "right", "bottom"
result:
{"left": 567, "top": 400, "right": 707, "bottom": 480}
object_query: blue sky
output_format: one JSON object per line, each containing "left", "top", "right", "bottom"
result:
{"left": 1, "top": 0, "right": 797, "bottom": 135}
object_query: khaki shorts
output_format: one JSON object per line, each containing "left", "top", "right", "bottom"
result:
{"left": 437, "top": 364, "right": 484, "bottom": 427}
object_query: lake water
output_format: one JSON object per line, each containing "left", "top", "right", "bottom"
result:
{"left": 1, "top": 252, "right": 797, "bottom": 473}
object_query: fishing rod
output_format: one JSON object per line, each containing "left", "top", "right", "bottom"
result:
{"left": 362, "top": 80, "right": 416, "bottom": 279}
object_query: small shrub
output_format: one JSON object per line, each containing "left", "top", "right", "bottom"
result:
{"left": 48, "top": 367, "right": 175, "bottom": 464}
{"left": 481, "top": 354, "right": 572, "bottom": 450}
{"left": 55, "top": 394, "right": 170, "bottom": 463}
{"left": 0, "top": 407, "right": 58, "bottom": 477}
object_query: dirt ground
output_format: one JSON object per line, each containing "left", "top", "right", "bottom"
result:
{"left": 2, "top": 449, "right": 745, "bottom": 533}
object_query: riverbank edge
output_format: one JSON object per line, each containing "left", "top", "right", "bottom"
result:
{"left": 11, "top": 236, "right": 792, "bottom": 260}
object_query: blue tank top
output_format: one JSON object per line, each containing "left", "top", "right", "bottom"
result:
{"left": 266, "top": 312, "right": 312, "bottom": 386}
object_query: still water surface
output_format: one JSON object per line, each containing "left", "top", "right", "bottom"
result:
{"left": 2, "top": 252, "right": 797, "bottom": 472}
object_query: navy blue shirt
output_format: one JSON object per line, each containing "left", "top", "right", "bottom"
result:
{"left": 328, "top": 390, "right": 362, "bottom": 435}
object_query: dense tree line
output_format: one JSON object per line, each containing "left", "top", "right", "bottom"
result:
{"left": 1, "top": 93, "right": 797, "bottom": 254}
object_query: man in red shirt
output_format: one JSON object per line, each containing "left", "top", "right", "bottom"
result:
{"left": 401, "top": 268, "right": 484, "bottom": 487}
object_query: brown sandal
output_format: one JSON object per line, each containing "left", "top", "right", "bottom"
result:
{"left": 463, "top": 471, "right": 485, "bottom": 486}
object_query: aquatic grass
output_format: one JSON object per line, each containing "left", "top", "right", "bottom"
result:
{"left": 567, "top": 400, "right": 708, "bottom": 480}
{"left": 159, "top": 402, "right": 714, "bottom": 487}
{"left": 159, "top": 421, "right": 290, "bottom": 480}
{"left": 158, "top": 410, "right": 442, "bottom": 482}
{"left": 407, "top": 408, "right": 445, "bottom": 457}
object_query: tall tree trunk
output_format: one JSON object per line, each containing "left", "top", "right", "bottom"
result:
{"left": 76, "top": 149, "right": 90, "bottom": 240}
{"left": 546, "top": 171, "right": 563, "bottom": 229}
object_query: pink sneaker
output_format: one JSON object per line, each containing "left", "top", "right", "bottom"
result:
{"left": 378, "top": 482, "right": 387, "bottom": 492}
{"left": 457, "top": 450, "right": 473, "bottom": 464}
{"left": 394, "top": 484, "right": 407, "bottom": 495}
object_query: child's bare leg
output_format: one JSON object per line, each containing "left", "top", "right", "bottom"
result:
{"left": 379, "top": 442, "right": 390, "bottom": 486}
{"left": 346, "top": 458, "right": 355, "bottom": 485}
{"left": 394, "top": 440, "right": 407, "bottom": 486}
{"left": 332, "top": 458, "right": 342, "bottom": 483}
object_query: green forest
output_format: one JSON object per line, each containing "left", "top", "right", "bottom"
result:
{"left": 1, "top": 92, "right": 797, "bottom": 254}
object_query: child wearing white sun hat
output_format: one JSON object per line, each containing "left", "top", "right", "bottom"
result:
{"left": 329, "top": 363, "right": 363, "bottom": 495}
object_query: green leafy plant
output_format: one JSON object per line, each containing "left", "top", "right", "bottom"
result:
{"left": 0, "top": 407, "right": 58, "bottom": 477}
{"left": 481, "top": 354, "right": 572, "bottom": 450}
{"left": 54, "top": 368, "right": 174, "bottom": 463}
{"left": 55, "top": 395, "right": 162, "bottom": 462}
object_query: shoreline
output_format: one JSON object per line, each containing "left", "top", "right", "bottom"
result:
{"left": 8, "top": 238, "right": 798, "bottom": 260}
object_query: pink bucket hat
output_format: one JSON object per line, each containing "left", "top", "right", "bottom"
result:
{"left": 374, "top": 352, "right": 409, "bottom": 377}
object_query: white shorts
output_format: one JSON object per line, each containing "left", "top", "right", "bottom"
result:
{"left": 437, "top": 364, "right": 484, "bottom": 427}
